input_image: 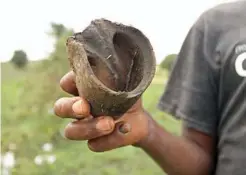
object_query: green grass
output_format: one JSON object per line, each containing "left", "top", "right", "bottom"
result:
{"left": 2, "top": 62, "right": 181, "bottom": 175}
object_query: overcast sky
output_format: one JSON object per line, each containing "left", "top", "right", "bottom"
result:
{"left": 0, "top": 0, "right": 233, "bottom": 63}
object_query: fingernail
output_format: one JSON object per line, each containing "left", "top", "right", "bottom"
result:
{"left": 119, "top": 123, "right": 131, "bottom": 134}
{"left": 72, "top": 100, "right": 82, "bottom": 114}
{"left": 96, "top": 119, "right": 112, "bottom": 131}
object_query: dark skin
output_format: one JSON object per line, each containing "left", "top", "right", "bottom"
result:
{"left": 54, "top": 71, "right": 215, "bottom": 175}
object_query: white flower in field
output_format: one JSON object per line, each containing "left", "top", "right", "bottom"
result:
{"left": 3, "top": 151, "right": 15, "bottom": 168}
{"left": 42, "top": 143, "right": 53, "bottom": 152}
{"left": 34, "top": 155, "right": 43, "bottom": 165}
{"left": 46, "top": 155, "right": 56, "bottom": 164}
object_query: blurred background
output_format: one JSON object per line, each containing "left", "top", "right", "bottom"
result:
{"left": 1, "top": 0, "right": 234, "bottom": 174}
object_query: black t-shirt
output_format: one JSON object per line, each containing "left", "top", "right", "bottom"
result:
{"left": 158, "top": 1, "right": 246, "bottom": 174}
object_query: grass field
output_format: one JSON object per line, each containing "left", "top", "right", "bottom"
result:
{"left": 2, "top": 62, "right": 181, "bottom": 175}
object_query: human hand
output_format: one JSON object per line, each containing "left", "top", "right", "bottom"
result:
{"left": 54, "top": 71, "right": 153, "bottom": 152}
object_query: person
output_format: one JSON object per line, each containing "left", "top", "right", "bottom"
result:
{"left": 53, "top": 1, "right": 246, "bottom": 175}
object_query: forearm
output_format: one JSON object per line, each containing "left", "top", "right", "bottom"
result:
{"left": 139, "top": 115, "right": 212, "bottom": 175}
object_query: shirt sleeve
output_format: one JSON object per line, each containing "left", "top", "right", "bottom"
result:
{"left": 158, "top": 18, "right": 219, "bottom": 136}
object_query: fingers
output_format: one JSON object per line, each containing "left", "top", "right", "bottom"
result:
{"left": 87, "top": 112, "right": 149, "bottom": 152}
{"left": 54, "top": 97, "right": 90, "bottom": 119}
{"left": 64, "top": 116, "right": 115, "bottom": 140}
{"left": 60, "top": 71, "right": 79, "bottom": 96}
{"left": 87, "top": 122, "right": 132, "bottom": 152}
